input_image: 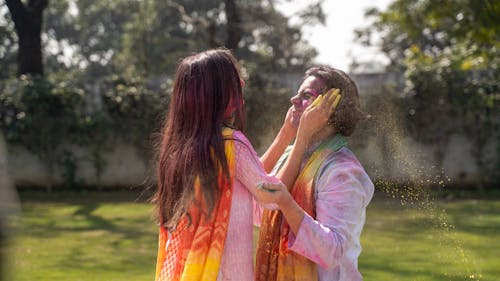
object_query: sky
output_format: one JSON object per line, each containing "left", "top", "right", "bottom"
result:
{"left": 276, "top": 0, "right": 393, "bottom": 72}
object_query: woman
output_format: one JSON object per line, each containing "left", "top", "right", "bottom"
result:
{"left": 152, "top": 49, "right": 336, "bottom": 281}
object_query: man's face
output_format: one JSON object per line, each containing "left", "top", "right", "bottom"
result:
{"left": 290, "top": 76, "right": 326, "bottom": 127}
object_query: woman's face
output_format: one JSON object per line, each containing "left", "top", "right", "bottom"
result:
{"left": 224, "top": 78, "right": 245, "bottom": 121}
{"left": 290, "top": 76, "right": 326, "bottom": 127}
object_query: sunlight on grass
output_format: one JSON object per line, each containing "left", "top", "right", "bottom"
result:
{"left": 4, "top": 191, "right": 500, "bottom": 281}
{"left": 5, "top": 192, "right": 157, "bottom": 281}
{"left": 360, "top": 199, "right": 500, "bottom": 281}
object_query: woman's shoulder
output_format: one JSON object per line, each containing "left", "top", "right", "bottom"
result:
{"left": 230, "top": 130, "right": 251, "bottom": 145}
{"left": 231, "top": 129, "right": 245, "bottom": 139}
{"left": 225, "top": 130, "right": 255, "bottom": 154}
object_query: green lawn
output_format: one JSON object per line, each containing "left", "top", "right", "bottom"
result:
{"left": 359, "top": 198, "right": 499, "bottom": 281}
{"left": 4, "top": 192, "right": 158, "bottom": 281}
{"left": 3, "top": 191, "right": 499, "bottom": 281}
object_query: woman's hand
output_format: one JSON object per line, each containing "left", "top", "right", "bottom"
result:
{"left": 256, "top": 182, "right": 305, "bottom": 235}
{"left": 255, "top": 182, "right": 293, "bottom": 207}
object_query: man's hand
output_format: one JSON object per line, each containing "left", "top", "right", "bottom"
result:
{"left": 296, "top": 89, "right": 340, "bottom": 142}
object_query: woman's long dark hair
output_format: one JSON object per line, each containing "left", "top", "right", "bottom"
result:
{"left": 153, "top": 49, "right": 245, "bottom": 230}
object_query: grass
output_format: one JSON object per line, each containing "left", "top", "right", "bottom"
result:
{"left": 3, "top": 191, "right": 157, "bottom": 281}
{"left": 3, "top": 190, "right": 499, "bottom": 281}
{"left": 359, "top": 197, "right": 499, "bottom": 281}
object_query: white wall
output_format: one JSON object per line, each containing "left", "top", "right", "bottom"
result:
{"left": 7, "top": 142, "right": 148, "bottom": 189}
{"left": 5, "top": 132, "right": 497, "bottom": 188}
{"left": 4, "top": 72, "right": 497, "bottom": 188}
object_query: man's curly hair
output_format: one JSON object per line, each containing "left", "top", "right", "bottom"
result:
{"left": 304, "top": 66, "right": 369, "bottom": 136}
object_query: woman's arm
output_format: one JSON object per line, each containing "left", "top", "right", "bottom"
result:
{"left": 260, "top": 106, "right": 296, "bottom": 173}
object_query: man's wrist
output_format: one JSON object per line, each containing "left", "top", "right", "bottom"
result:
{"left": 294, "top": 133, "right": 311, "bottom": 148}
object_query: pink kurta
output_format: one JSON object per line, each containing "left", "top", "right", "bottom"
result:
{"left": 217, "top": 131, "right": 280, "bottom": 281}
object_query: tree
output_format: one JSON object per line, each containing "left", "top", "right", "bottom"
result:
{"left": 2, "top": 0, "right": 325, "bottom": 79}
{"left": 0, "top": 4, "right": 18, "bottom": 78}
{"left": 5, "top": 0, "right": 48, "bottom": 76}
{"left": 356, "top": 0, "right": 500, "bottom": 184}
{"left": 44, "top": 0, "right": 139, "bottom": 77}
{"left": 115, "top": 0, "right": 324, "bottom": 77}
{"left": 1, "top": 0, "right": 329, "bottom": 188}
{"left": 223, "top": 0, "right": 242, "bottom": 49}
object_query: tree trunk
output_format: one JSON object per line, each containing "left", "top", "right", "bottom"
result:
{"left": 6, "top": 0, "right": 48, "bottom": 76}
{"left": 223, "top": 0, "right": 242, "bottom": 50}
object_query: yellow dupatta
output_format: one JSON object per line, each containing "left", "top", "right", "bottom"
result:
{"left": 255, "top": 135, "right": 346, "bottom": 281}
{"left": 155, "top": 128, "right": 236, "bottom": 281}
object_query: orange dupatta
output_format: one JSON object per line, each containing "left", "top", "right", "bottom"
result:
{"left": 255, "top": 135, "right": 346, "bottom": 281}
{"left": 155, "top": 128, "right": 236, "bottom": 281}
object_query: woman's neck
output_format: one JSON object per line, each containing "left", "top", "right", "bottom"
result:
{"left": 222, "top": 117, "right": 236, "bottom": 129}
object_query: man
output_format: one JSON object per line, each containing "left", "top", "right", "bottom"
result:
{"left": 256, "top": 66, "right": 374, "bottom": 281}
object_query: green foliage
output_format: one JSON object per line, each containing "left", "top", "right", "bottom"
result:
{"left": 357, "top": 0, "right": 500, "bottom": 184}
{"left": 114, "top": 0, "right": 199, "bottom": 77}
{"left": 0, "top": 74, "right": 95, "bottom": 188}
{"left": 232, "top": 1, "right": 319, "bottom": 72}
{"left": 43, "top": 0, "right": 139, "bottom": 76}
{"left": 357, "top": 0, "right": 499, "bottom": 67}
{"left": 0, "top": 75, "right": 85, "bottom": 154}
{"left": 0, "top": 74, "right": 168, "bottom": 188}
{"left": 2, "top": 0, "right": 323, "bottom": 78}
{"left": 101, "top": 74, "right": 170, "bottom": 149}
{"left": 0, "top": 0, "right": 326, "bottom": 188}
{"left": 59, "top": 150, "right": 81, "bottom": 190}
{"left": 0, "top": 3, "right": 17, "bottom": 78}
{"left": 403, "top": 44, "right": 499, "bottom": 141}
{"left": 111, "top": 0, "right": 322, "bottom": 77}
